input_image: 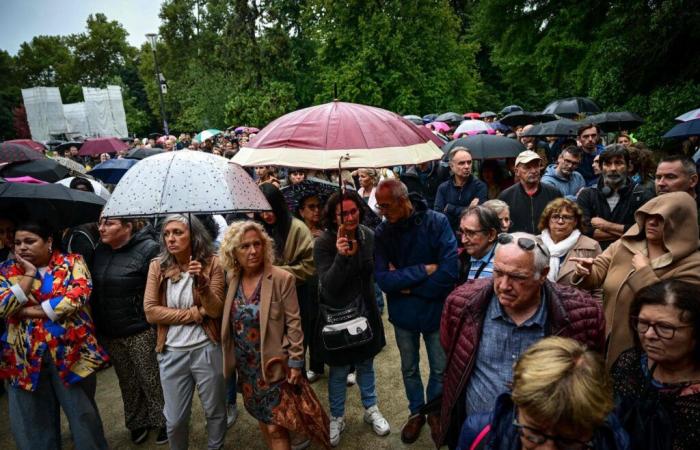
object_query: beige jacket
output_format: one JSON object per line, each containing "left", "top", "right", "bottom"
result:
{"left": 221, "top": 265, "right": 304, "bottom": 383}
{"left": 556, "top": 234, "right": 602, "bottom": 288}
{"left": 144, "top": 255, "right": 225, "bottom": 352}
{"left": 576, "top": 192, "right": 700, "bottom": 366}
{"left": 277, "top": 217, "right": 315, "bottom": 284}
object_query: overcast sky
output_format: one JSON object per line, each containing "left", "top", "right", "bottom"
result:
{"left": 0, "top": 0, "right": 163, "bottom": 55}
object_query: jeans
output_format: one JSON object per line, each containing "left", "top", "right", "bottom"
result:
{"left": 328, "top": 358, "right": 378, "bottom": 418}
{"left": 393, "top": 325, "right": 446, "bottom": 415}
{"left": 374, "top": 283, "right": 384, "bottom": 315}
{"left": 8, "top": 353, "right": 108, "bottom": 450}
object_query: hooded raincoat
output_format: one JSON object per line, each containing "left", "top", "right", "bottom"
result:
{"left": 575, "top": 192, "right": 700, "bottom": 366}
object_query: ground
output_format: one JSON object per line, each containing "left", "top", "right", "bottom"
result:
{"left": 0, "top": 313, "right": 437, "bottom": 449}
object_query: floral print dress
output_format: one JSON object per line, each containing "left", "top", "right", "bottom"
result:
{"left": 232, "top": 279, "right": 283, "bottom": 424}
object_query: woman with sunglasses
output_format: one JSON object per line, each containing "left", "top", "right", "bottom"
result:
{"left": 612, "top": 279, "right": 700, "bottom": 449}
{"left": 458, "top": 337, "right": 629, "bottom": 450}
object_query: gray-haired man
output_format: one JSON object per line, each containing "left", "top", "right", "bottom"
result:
{"left": 435, "top": 232, "right": 605, "bottom": 448}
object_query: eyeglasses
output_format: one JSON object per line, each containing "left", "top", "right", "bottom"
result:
{"left": 512, "top": 418, "right": 593, "bottom": 450}
{"left": 497, "top": 233, "right": 550, "bottom": 258}
{"left": 459, "top": 228, "right": 486, "bottom": 239}
{"left": 336, "top": 208, "right": 359, "bottom": 218}
{"left": 630, "top": 316, "right": 692, "bottom": 339}
{"left": 550, "top": 214, "right": 576, "bottom": 223}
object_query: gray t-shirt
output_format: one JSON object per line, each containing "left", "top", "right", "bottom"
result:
{"left": 165, "top": 273, "right": 209, "bottom": 349}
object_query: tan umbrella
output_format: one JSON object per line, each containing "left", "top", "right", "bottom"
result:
{"left": 50, "top": 155, "right": 86, "bottom": 174}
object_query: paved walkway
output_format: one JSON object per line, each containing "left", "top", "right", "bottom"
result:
{"left": 0, "top": 314, "right": 437, "bottom": 449}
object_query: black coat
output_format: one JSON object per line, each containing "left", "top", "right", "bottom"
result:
{"left": 313, "top": 225, "right": 385, "bottom": 366}
{"left": 498, "top": 181, "right": 562, "bottom": 234}
{"left": 91, "top": 225, "right": 160, "bottom": 338}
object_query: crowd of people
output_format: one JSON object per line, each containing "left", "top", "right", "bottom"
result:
{"left": 2, "top": 112, "right": 700, "bottom": 450}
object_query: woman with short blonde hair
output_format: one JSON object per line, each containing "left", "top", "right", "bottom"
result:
{"left": 457, "top": 337, "right": 626, "bottom": 450}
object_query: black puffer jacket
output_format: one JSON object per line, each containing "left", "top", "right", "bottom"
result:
{"left": 91, "top": 225, "right": 160, "bottom": 338}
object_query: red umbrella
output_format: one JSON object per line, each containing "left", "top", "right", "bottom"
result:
{"left": 5, "top": 139, "right": 46, "bottom": 152}
{"left": 233, "top": 101, "right": 443, "bottom": 169}
{"left": 463, "top": 112, "right": 481, "bottom": 120}
{"left": 79, "top": 137, "right": 129, "bottom": 156}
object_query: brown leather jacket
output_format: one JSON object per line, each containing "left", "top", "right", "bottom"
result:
{"left": 143, "top": 255, "right": 225, "bottom": 352}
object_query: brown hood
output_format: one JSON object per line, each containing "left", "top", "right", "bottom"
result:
{"left": 622, "top": 191, "right": 700, "bottom": 260}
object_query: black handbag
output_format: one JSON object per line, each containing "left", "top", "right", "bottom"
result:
{"left": 318, "top": 278, "right": 373, "bottom": 351}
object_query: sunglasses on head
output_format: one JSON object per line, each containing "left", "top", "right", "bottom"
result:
{"left": 497, "top": 233, "right": 550, "bottom": 258}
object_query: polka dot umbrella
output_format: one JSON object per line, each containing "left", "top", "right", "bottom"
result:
{"left": 101, "top": 150, "right": 270, "bottom": 218}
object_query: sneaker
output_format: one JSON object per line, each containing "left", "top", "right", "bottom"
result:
{"left": 226, "top": 403, "right": 239, "bottom": 428}
{"left": 130, "top": 428, "right": 148, "bottom": 445}
{"left": 346, "top": 372, "right": 356, "bottom": 386}
{"left": 364, "top": 405, "right": 390, "bottom": 436}
{"left": 400, "top": 414, "right": 426, "bottom": 444}
{"left": 154, "top": 427, "right": 168, "bottom": 445}
{"left": 329, "top": 416, "right": 346, "bottom": 447}
{"left": 306, "top": 370, "right": 321, "bottom": 383}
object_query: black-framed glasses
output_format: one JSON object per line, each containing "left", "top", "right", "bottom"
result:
{"left": 550, "top": 213, "right": 576, "bottom": 223}
{"left": 497, "top": 233, "right": 550, "bottom": 258}
{"left": 513, "top": 416, "right": 593, "bottom": 450}
{"left": 630, "top": 316, "right": 692, "bottom": 340}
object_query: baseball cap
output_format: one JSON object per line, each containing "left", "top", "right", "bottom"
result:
{"left": 515, "top": 150, "right": 542, "bottom": 167}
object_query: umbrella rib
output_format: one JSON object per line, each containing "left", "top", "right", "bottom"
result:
{"left": 156, "top": 152, "right": 179, "bottom": 214}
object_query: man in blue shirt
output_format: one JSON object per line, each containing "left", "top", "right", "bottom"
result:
{"left": 457, "top": 205, "right": 500, "bottom": 284}
{"left": 541, "top": 146, "right": 586, "bottom": 200}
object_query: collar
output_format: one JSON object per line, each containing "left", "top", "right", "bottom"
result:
{"left": 489, "top": 290, "right": 547, "bottom": 328}
{"left": 451, "top": 174, "right": 472, "bottom": 187}
{"left": 472, "top": 243, "right": 496, "bottom": 264}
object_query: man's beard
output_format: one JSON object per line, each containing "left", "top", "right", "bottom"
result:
{"left": 603, "top": 172, "right": 625, "bottom": 188}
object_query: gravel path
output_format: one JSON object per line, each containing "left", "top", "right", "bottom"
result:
{"left": 0, "top": 313, "right": 438, "bottom": 449}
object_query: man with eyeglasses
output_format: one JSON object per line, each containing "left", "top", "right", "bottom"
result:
{"left": 541, "top": 146, "right": 586, "bottom": 200}
{"left": 436, "top": 232, "right": 604, "bottom": 449}
{"left": 373, "top": 179, "right": 458, "bottom": 445}
{"left": 456, "top": 206, "right": 500, "bottom": 284}
{"left": 498, "top": 150, "right": 562, "bottom": 234}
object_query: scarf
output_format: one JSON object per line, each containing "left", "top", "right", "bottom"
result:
{"left": 541, "top": 228, "right": 581, "bottom": 281}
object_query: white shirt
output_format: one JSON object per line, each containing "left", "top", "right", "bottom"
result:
{"left": 165, "top": 273, "right": 209, "bottom": 349}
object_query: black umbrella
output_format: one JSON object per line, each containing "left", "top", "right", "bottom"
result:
{"left": 583, "top": 112, "right": 644, "bottom": 132}
{"left": 422, "top": 114, "right": 438, "bottom": 124}
{"left": 402, "top": 115, "right": 424, "bottom": 126}
{"left": 542, "top": 97, "right": 600, "bottom": 118}
{"left": 442, "top": 135, "right": 526, "bottom": 159}
{"left": 0, "top": 158, "right": 70, "bottom": 182}
{"left": 499, "top": 105, "right": 523, "bottom": 116}
{"left": 435, "top": 112, "right": 464, "bottom": 125}
{"left": 0, "top": 143, "right": 45, "bottom": 164}
{"left": 126, "top": 147, "right": 163, "bottom": 160}
{"left": 479, "top": 111, "right": 497, "bottom": 119}
{"left": 54, "top": 141, "right": 83, "bottom": 153}
{"left": 662, "top": 118, "right": 700, "bottom": 139}
{"left": 0, "top": 182, "right": 106, "bottom": 230}
{"left": 521, "top": 119, "right": 581, "bottom": 137}
{"left": 499, "top": 111, "right": 559, "bottom": 128}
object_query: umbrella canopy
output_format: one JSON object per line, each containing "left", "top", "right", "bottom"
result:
{"left": 194, "top": 129, "right": 222, "bottom": 142}
{"left": 435, "top": 112, "right": 463, "bottom": 124}
{"left": 489, "top": 121, "right": 512, "bottom": 134}
{"left": 463, "top": 112, "right": 481, "bottom": 120}
{"left": 3, "top": 176, "right": 47, "bottom": 184}
{"left": 0, "top": 158, "right": 69, "bottom": 182}
{"left": 422, "top": 114, "right": 438, "bottom": 124}
{"left": 87, "top": 158, "right": 139, "bottom": 184}
{"left": 4, "top": 139, "right": 46, "bottom": 152}
{"left": 232, "top": 101, "right": 443, "bottom": 170}
{"left": 403, "top": 115, "right": 424, "bottom": 125}
{"left": 79, "top": 137, "right": 129, "bottom": 156}
{"left": 0, "top": 182, "right": 106, "bottom": 230}
{"left": 499, "top": 111, "right": 559, "bottom": 128}
{"left": 442, "top": 135, "right": 526, "bottom": 159}
{"left": 234, "top": 126, "right": 259, "bottom": 134}
{"left": 50, "top": 155, "right": 86, "bottom": 174}
{"left": 414, "top": 125, "right": 447, "bottom": 148}
{"left": 427, "top": 121, "right": 451, "bottom": 133}
{"left": 0, "top": 142, "right": 46, "bottom": 164}
{"left": 499, "top": 105, "right": 523, "bottom": 116}
{"left": 125, "top": 147, "right": 163, "bottom": 160}
{"left": 676, "top": 108, "right": 700, "bottom": 122}
{"left": 281, "top": 177, "right": 342, "bottom": 213}
{"left": 453, "top": 120, "right": 491, "bottom": 137}
{"left": 662, "top": 119, "right": 700, "bottom": 139}
{"left": 583, "top": 111, "right": 644, "bottom": 132}
{"left": 56, "top": 177, "right": 111, "bottom": 201}
{"left": 480, "top": 111, "right": 497, "bottom": 119}
{"left": 156, "top": 134, "right": 177, "bottom": 144}
{"left": 54, "top": 141, "right": 83, "bottom": 153}
{"left": 102, "top": 150, "right": 270, "bottom": 218}
{"left": 521, "top": 118, "right": 581, "bottom": 137}
{"left": 542, "top": 97, "right": 600, "bottom": 118}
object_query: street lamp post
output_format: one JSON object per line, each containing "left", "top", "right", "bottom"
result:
{"left": 146, "top": 33, "right": 169, "bottom": 136}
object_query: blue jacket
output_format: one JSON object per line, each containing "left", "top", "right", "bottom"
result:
{"left": 458, "top": 393, "right": 630, "bottom": 450}
{"left": 541, "top": 164, "right": 586, "bottom": 201}
{"left": 374, "top": 196, "right": 459, "bottom": 333}
{"left": 434, "top": 175, "right": 488, "bottom": 231}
